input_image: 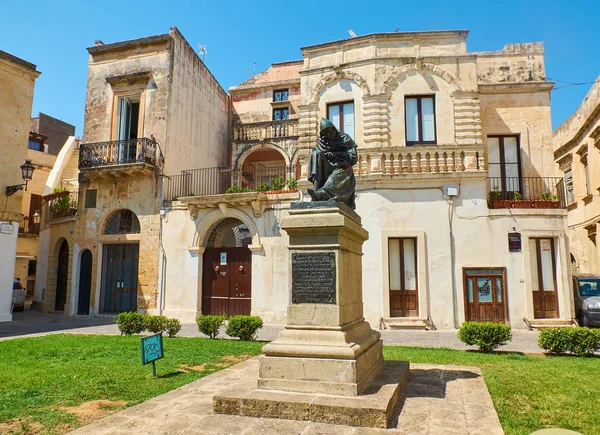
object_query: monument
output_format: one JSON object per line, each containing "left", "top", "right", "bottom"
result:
{"left": 214, "top": 120, "right": 409, "bottom": 428}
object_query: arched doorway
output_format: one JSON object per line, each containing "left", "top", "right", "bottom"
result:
{"left": 240, "top": 148, "right": 289, "bottom": 191}
{"left": 55, "top": 240, "right": 69, "bottom": 311}
{"left": 202, "top": 218, "right": 252, "bottom": 316}
{"left": 100, "top": 210, "right": 140, "bottom": 313}
{"left": 78, "top": 250, "right": 92, "bottom": 315}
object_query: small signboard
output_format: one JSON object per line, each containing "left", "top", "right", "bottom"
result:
{"left": 0, "top": 223, "right": 14, "bottom": 235}
{"left": 508, "top": 232, "right": 521, "bottom": 252}
{"left": 220, "top": 252, "right": 227, "bottom": 265}
{"left": 141, "top": 333, "right": 163, "bottom": 377}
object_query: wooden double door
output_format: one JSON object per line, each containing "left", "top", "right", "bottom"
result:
{"left": 531, "top": 238, "right": 559, "bottom": 319}
{"left": 464, "top": 268, "right": 508, "bottom": 323}
{"left": 202, "top": 247, "right": 251, "bottom": 316}
{"left": 100, "top": 243, "right": 139, "bottom": 313}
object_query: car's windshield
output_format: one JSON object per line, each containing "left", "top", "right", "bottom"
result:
{"left": 579, "top": 279, "right": 600, "bottom": 296}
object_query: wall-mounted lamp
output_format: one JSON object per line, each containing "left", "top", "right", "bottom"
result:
{"left": 6, "top": 160, "right": 35, "bottom": 196}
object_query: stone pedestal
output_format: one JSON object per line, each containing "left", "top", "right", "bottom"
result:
{"left": 214, "top": 201, "right": 408, "bottom": 428}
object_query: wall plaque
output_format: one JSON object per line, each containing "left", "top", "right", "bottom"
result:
{"left": 292, "top": 252, "right": 336, "bottom": 304}
{"left": 508, "top": 232, "right": 521, "bottom": 252}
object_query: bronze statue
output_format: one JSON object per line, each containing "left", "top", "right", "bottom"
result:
{"left": 307, "top": 118, "right": 358, "bottom": 209}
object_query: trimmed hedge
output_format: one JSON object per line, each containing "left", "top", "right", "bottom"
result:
{"left": 115, "top": 312, "right": 146, "bottom": 335}
{"left": 226, "top": 315, "right": 263, "bottom": 341}
{"left": 114, "top": 312, "right": 182, "bottom": 337}
{"left": 196, "top": 314, "right": 226, "bottom": 339}
{"left": 458, "top": 322, "right": 512, "bottom": 352}
{"left": 538, "top": 327, "right": 600, "bottom": 355}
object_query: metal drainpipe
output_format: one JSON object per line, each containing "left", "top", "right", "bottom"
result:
{"left": 448, "top": 197, "right": 459, "bottom": 328}
{"left": 158, "top": 177, "right": 165, "bottom": 315}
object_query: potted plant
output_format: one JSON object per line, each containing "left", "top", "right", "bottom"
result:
{"left": 511, "top": 191, "right": 532, "bottom": 208}
{"left": 286, "top": 178, "right": 299, "bottom": 191}
{"left": 267, "top": 176, "right": 285, "bottom": 193}
{"left": 533, "top": 192, "right": 556, "bottom": 209}
{"left": 488, "top": 186, "right": 511, "bottom": 208}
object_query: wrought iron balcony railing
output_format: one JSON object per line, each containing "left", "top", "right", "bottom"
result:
{"left": 78, "top": 137, "right": 164, "bottom": 169}
{"left": 163, "top": 164, "right": 298, "bottom": 202}
{"left": 487, "top": 177, "right": 566, "bottom": 209}
{"left": 43, "top": 190, "right": 78, "bottom": 222}
{"left": 18, "top": 216, "right": 40, "bottom": 235}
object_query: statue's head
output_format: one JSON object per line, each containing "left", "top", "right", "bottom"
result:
{"left": 319, "top": 118, "right": 338, "bottom": 140}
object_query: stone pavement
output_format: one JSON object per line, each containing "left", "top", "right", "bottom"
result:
{"left": 0, "top": 310, "right": 543, "bottom": 353}
{"left": 69, "top": 357, "right": 504, "bottom": 435}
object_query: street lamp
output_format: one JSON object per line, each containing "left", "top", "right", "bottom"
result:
{"left": 6, "top": 160, "right": 35, "bottom": 196}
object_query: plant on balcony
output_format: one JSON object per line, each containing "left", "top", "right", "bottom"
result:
{"left": 511, "top": 190, "right": 532, "bottom": 208}
{"left": 257, "top": 182, "right": 271, "bottom": 192}
{"left": 50, "top": 188, "right": 78, "bottom": 218}
{"left": 226, "top": 185, "right": 252, "bottom": 194}
{"left": 533, "top": 192, "right": 560, "bottom": 209}
{"left": 488, "top": 186, "right": 511, "bottom": 209}
{"left": 287, "top": 178, "right": 298, "bottom": 190}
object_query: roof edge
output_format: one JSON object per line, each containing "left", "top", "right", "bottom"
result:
{"left": 87, "top": 33, "right": 171, "bottom": 55}
{"left": 0, "top": 50, "right": 39, "bottom": 74}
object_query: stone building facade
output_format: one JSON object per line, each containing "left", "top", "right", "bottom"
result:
{"left": 553, "top": 76, "right": 600, "bottom": 275}
{"left": 162, "top": 30, "right": 574, "bottom": 329}
{"left": 35, "top": 27, "right": 230, "bottom": 316}
{"left": 0, "top": 50, "right": 40, "bottom": 321}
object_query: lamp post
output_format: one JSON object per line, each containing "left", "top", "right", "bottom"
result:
{"left": 5, "top": 160, "right": 35, "bottom": 196}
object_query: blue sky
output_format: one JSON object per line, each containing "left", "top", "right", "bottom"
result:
{"left": 1, "top": 0, "right": 598, "bottom": 135}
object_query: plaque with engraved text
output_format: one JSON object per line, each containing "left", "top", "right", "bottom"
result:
{"left": 292, "top": 252, "right": 336, "bottom": 304}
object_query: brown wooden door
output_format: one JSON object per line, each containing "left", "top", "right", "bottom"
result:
{"left": 464, "top": 269, "right": 507, "bottom": 323}
{"left": 389, "top": 238, "right": 418, "bottom": 317}
{"left": 531, "top": 238, "right": 559, "bottom": 319}
{"left": 202, "top": 248, "right": 251, "bottom": 316}
{"left": 55, "top": 240, "right": 69, "bottom": 311}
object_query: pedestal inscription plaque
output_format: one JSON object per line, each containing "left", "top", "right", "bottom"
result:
{"left": 291, "top": 252, "right": 336, "bottom": 304}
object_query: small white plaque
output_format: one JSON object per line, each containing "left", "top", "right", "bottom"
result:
{"left": 220, "top": 252, "right": 227, "bottom": 265}
{"left": 0, "top": 223, "right": 14, "bottom": 234}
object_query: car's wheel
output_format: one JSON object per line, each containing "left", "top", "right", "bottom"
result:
{"left": 581, "top": 313, "right": 589, "bottom": 327}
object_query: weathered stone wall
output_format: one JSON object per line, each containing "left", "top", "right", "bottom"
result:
{"left": 165, "top": 28, "right": 230, "bottom": 174}
{"left": 0, "top": 50, "right": 39, "bottom": 321}
{"left": 31, "top": 113, "right": 76, "bottom": 155}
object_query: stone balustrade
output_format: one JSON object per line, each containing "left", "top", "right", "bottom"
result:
{"left": 233, "top": 119, "right": 299, "bottom": 142}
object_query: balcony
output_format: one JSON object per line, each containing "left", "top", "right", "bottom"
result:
{"left": 78, "top": 137, "right": 164, "bottom": 179}
{"left": 18, "top": 216, "right": 39, "bottom": 236}
{"left": 232, "top": 119, "right": 299, "bottom": 142}
{"left": 487, "top": 177, "right": 567, "bottom": 209}
{"left": 43, "top": 190, "right": 78, "bottom": 223}
{"left": 164, "top": 164, "right": 299, "bottom": 207}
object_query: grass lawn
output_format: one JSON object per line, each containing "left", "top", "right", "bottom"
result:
{"left": 0, "top": 334, "right": 263, "bottom": 435}
{"left": 385, "top": 346, "right": 600, "bottom": 435}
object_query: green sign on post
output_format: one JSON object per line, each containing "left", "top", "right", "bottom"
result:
{"left": 141, "top": 333, "right": 163, "bottom": 377}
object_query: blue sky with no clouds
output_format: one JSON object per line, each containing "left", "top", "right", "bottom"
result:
{"left": 1, "top": 0, "right": 598, "bottom": 135}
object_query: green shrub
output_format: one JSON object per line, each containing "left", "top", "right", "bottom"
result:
{"left": 196, "top": 314, "right": 225, "bottom": 339}
{"left": 164, "top": 318, "right": 182, "bottom": 338}
{"left": 286, "top": 178, "right": 298, "bottom": 190}
{"left": 144, "top": 315, "right": 168, "bottom": 334}
{"left": 538, "top": 327, "right": 600, "bottom": 355}
{"left": 226, "top": 315, "right": 263, "bottom": 341}
{"left": 226, "top": 185, "right": 251, "bottom": 194}
{"left": 115, "top": 312, "right": 146, "bottom": 335}
{"left": 270, "top": 177, "right": 285, "bottom": 191}
{"left": 257, "top": 182, "right": 271, "bottom": 192}
{"left": 458, "top": 322, "right": 512, "bottom": 352}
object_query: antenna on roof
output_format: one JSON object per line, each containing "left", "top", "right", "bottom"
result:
{"left": 198, "top": 45, "right": 207, "bottom": 62}
{"left": 245, "top": 62, "right": 256, "bottom": 77}
{"left": 348, "top": 30, "right": 357, "bottom": 38}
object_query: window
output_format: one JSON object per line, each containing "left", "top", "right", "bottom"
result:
{"left": 27, "top": 260, "right": 37, "bottom": 276}
{"left": 28, "top": 138, "right": 43, "bottom": 151}
{"left": 116, "top": 95, "right": 140, "bottom": 141}
{"left": 388, "top": 238, "right": 418, "bottom": 317}
{"left": 488, "top": 136, "right": 521, "bottom": 196}
{"left": 85, "top": 190, "right": 97, "bottom": 208}
{"left": 564, "top": 169, "right": 575, "bottom": 204}
{"left": 581, "top": 154, "right": 591, "bottom": 196}
{"left": 327, "top": 101, "right": 355, "bottom": 140}
{"left": 273, "top": 89, "right": 289, "bottom": 102}
{"left": 104, "top": 209, "right": 140, "bottom": 235}
{"left": 273, "top": 108, "right": 289, "bottom": 121}
{"left": 405, "top": 95, "right": 436, "bottom": 145}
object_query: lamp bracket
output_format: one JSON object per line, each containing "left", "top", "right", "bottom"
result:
{"left": 5, "top": 184, "right": 24, "bottom": 196}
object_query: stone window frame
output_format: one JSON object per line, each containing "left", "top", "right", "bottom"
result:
{"left": 558, "top": 153, "right": 575, "bottom": 206}
{"left": 106, "top": 72, "right": 152, "bottom": 142}
{"left": 576, "top": 144, "right": 592, "bottom": 202}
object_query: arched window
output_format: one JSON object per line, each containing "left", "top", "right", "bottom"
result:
{"left": 104, "top": 209, "right": 140, "bottom": 235}
{"left": 206, "top": 218, "right": 251, "bottom": 248}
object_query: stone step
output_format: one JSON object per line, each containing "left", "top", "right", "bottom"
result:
{"left": 383, "top": 318, "right": 431, "bottom": 330}
{"left": 523, "top": 318, "right": 577, "bottom": 330}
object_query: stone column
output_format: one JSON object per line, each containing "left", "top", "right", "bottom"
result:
{"left": 259, "top": 201, "right": 383, "bottom": 397}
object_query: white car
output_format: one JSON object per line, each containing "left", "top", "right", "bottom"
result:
{"left": 12, "top": 288, "right": 25, "bottom": 312}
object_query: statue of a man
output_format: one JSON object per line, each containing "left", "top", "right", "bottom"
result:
{"left": 307, "top": 118, "right": 358, "bottom": 209}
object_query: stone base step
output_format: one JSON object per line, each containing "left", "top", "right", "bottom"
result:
{"left": 214, "top": 360, "right": 410, "bottom": 429}
{"left": 383, "top": 318, "right": 431, "bottom": 330}
{"left": 523, "top": 317, "right": 576, "bottom": 330}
